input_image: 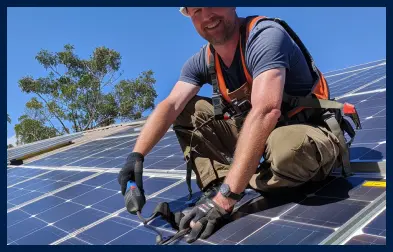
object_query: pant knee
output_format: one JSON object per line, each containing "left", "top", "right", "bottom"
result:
{"left": 265, "top": 125, "right": 338, "bottom": 183}
{"left": 174, "top": 96, "right": 214, "bottom": 127}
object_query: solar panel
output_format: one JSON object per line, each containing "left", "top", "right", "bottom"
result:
{"left": 7, "top": 60, "right": 386, "bottom": 245}
{"left": 345, "top": 234, "right": 385, "bottom": 245}
{"left": 7, "top": 168, "right": 185, "bottom": 245}
{"left": 323, "top": 59, "right": 385, "bottom": 76}
{"left": 362, "top": 209, "right": 386, "bottom": 237}
{"left": 7, "top": 132, "right": 83, "bottom": 164}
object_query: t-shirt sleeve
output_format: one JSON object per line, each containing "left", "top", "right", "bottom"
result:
{"left": 178, "top": 46, "right": 210, "bottom": 87}
{"left": 245, "top": 20, "right": 294, "bottom": 79}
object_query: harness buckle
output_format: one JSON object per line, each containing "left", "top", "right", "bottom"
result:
{"left": 212, "top": 93, "right": 225, "bottom": 120}
{"left": 343, "top": 103, "right": 362, "bottom": 130}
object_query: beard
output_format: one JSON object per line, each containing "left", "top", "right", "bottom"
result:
{"left": 198, "top": 16, "right": 238, "bottom": 45}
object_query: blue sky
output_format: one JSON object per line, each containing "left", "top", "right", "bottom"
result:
{"left": 7, "top": 7, "right": 386, "bottom": 144}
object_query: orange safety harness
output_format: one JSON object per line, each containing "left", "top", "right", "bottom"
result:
{"left": 204, "top": 16, "right": 362, "bottom": 178}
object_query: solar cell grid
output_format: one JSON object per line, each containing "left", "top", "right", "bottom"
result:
{"left": 7, "top": 173, "right": 183, "bottom": 245}
{"left": 328, "top": 67, "right": 385, "bottom": 98}
{"left": 345, "top": 234, "right": 386, "bottom": 245}
{"left": 362, "top": 209, "right": 386, "bottom": 237}
{"left": 323, "top": 59, "right": 385, "bottom": 76}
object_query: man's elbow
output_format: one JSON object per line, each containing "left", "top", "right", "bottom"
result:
{"left": 249, "top": 105, "right": 281, "bottom": 122}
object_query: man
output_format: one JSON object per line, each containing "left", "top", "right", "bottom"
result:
{"left": 118, "top": 7, "right": 356, "bottom": 243}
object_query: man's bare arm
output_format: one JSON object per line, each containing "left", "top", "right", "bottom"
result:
{"left": 214, "top": 68, "right": 286, "bottom": 210}
{"left": 132, "top": 81, "right": 200, "bottom": 156}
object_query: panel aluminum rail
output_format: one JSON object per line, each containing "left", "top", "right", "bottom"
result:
{"left": 7, "top": 132, "right": 83, "bottom": 164}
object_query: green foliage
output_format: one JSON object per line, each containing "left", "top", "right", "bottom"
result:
{"left": 7, "top": 113, "right": 11, "bottom": 124}
{"left": 7, "top": 144, "right": 14, "bottom": 149}
{"left": 115, "top": 70, "right": 157, "bottom": 121}
{"left": 17, "top": 44, "right": 157, "bottom": 137}
{"left": 14, "top": 115, "right": 59, "bottom": 145}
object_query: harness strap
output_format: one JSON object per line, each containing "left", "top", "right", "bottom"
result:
{"left": 184, "top": 146, "right": 194, "bottom": 200}
{"left": 322, "top": 112, "right": 353, "bottom": 177}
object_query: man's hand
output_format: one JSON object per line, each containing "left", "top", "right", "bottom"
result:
{"left": 118, "top": 152, "right": 145, "bottom": 195}
{"left": 179, "top": 198, "right": 231, "bottom": 243}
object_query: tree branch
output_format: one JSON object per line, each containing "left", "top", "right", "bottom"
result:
{"left": 36, "top": 93, "right": 70, "bottom": 134}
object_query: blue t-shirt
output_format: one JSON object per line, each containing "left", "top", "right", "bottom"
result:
{"left": 178, "top": 19, "right": 314, "bottom": 96}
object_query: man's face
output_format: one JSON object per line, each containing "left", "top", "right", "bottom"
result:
{"left": 187, "top": 7, "right": 238, "bottom": 45}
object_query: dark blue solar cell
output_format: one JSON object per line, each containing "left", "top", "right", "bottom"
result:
{"left": 358, "top": 79, "right": 386, "bottom": 92}
{"left": 49, "top": 170, "right": 79, "bottom": 181}
{"left": 62, "top": 171, "right": 95, "bottom": 182}
{"left": 107, "top": 227, "right": 174, "bottom": 245}
{"left": 67, "top": 158, "right": 96, "bottom": 167}
{"left": 281, "top": 196, "right": 368, "bottom": 228}
{"left": 146, "top": 157, "right": 186, "bottom": 170}
{"left": 357, "top": 107, "right": 385, "bottom": 119}
{"left": 82, "top": 173, "right": 117, "bottom": 187}
{"left": 350, "top": 144, "right": 382, "bottom": 160}
{"left": 44, "top": 159, "right": 68, "bottom": 166}
{"left": 7, "top": 177, "right": 27, "bottom": 186}
{"left": 147, "top": 146, "right": 183, "bottom": 157}
{"left": 92, "top": 193, "right": 124, "bottom": 213}
{"left": 363, "top": 209, "right": 386, "bottom": 237}
{"left": 354, "top": 129, "right": 385, "bottom": 144}
{"left": 355, "top": 98, "right": 386, "bottom": 110}
{"left": 7, "top": 187, "right": 20, "bottom": 196}
{"left": 157, "top": 181, "right": 202, "bottom": 200}
{"left": 345, "top": 234, "right": 386, "bottom": 245}
{"left": 14, "top": 226, "right": 67, "bottom": 245}
{"left": 36, "top": 170, "right": 67, "bottom": 180}
{"left": 7, "top": 217, "right": 47, "bottom": 242}
{"left": 104, "top": 149, "right": 131, "bottom": 158}
{"left": 54, "top": 208, "right": 107, "bottom": 232}
{"left": 92, "top": 158, "right": 124, "bottom": 168}
{"left": 54, "top": 184, "right": 95, "bottom": 200}
{"left": 143, "top": 157, "right": 169, "bottom": 167}
{"left": 100, "top": 179, "right": 121, "bottom": 191}
{"left": 374, "top": 108, "right": 386, "bottom": 117}
{"left": 359, "top": 144, "right": 386, "bottom": 161}
{"left": 21, "top": 196, "right": 65, "bottom": 215}
{"left": 36, "top": 181, "right": 70, "bottom": 193}
{"left": 142, "top": 178, "right": 179, "bottom": 196}
{"left": 7, "top": 188, "right": 30, "bottom": 200}
{"left": 19, "top": 179, "right": 56, "bottom": 191}
{"left": 371, "top": 91, "right": 386, "bottom": 100}
{"left": 361, "top": 117, "right": 386, "bottom": 130}
{"left": 115, "top": 142, "right": 137, "bottom": 149}
{"left": 80, "top": 158, "right": 115, "bottom": 167}
{"left": 8, "top": 203, "right": 15, "bottom": 209}
{"left": 205, "top": 215, "right": 270, "bottom": 244}
{"left": 59, "top": 237, "right": 90, "bottom": 245}
{"left": 36, "top": 202, "right": 85, "bottom": 223}
{"left": 11, "top": 174, "right": 48, "bottom": 188}
{"left": 315, "top": 177, "right": 385, "bottom": 202}
{"left": 7, "top": 210, "right": 31, "bottom": 227}
{"left": 7, "top": 168, "right": 29, "bottom": 176}
{"left": 76, "top": 217, "right": 139, "bottom": 244}
{"left": 236, "top": 197, "right": 298, "bottom": 219}
{"left": 239, "top": 220, "right": 334, "bottom": 245}
{"left": 72, "top": 188, "right": 118, "bottom": 206}
{"left": 28, "top": 158, "right": 53, "bottom": 166}
{"left": 8, "top": 191, "right": 43, "bottom": 205}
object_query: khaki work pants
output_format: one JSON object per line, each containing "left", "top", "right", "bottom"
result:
{"left": 172, "top": 96, "right": 341, "bottom": 192}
